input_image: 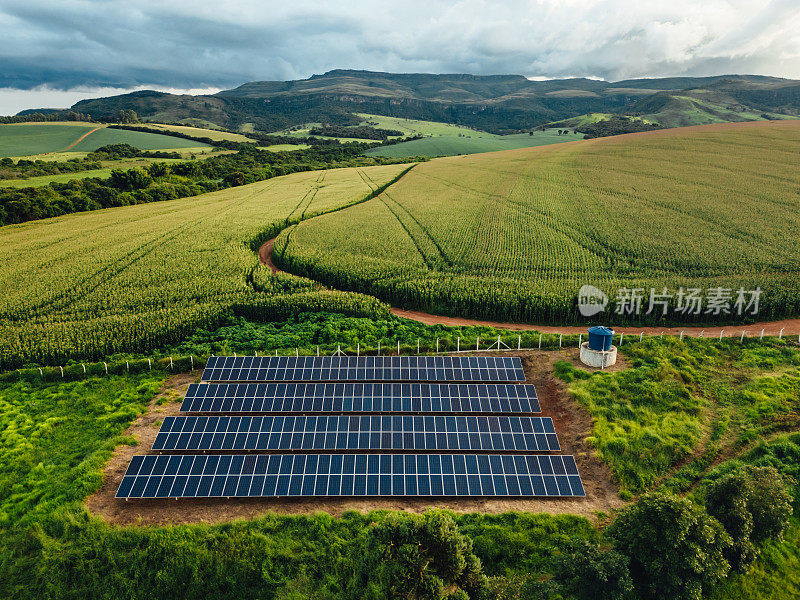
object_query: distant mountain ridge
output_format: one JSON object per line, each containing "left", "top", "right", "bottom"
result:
{"left": 64, "top": 70, "right": 800, "bottom": 134}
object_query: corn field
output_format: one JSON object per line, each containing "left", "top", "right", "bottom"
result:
{"left": 0, "top": 164, "right": 407, "bottom": 368}
{"left": 274, "top": 122, "right": 800, "bottom": 324}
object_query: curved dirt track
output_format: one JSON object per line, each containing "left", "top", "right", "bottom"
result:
{"left": 57, "top": 125, "right": 103, "bottom": 152}
{"left": 258, "top": 238, "right": 800, "bottom": 337}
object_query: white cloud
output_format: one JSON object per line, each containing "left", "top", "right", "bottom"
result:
{"left": 0, "top": 0, "right": 798, "bottom": 112}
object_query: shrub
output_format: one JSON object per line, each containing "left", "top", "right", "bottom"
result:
{"left": 705, "top": 465, "right": 793, "bottom": 571}
{"left": 607, "top": 492, "right": 731, "bottom": 600}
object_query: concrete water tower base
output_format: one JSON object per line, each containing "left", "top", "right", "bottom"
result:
{"left": 579, "top": 342, "right": 617, "bottom": 368}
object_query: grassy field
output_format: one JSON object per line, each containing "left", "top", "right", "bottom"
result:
{"left": 356, "top": 113, "right": 579, "bottom": 157}
{"left": 0, "top": 163, "right": 408, "bottom": 368}
{"left": 0, "top": 122, "right": 212, "bottom": 157}
{"left": 275, "top": 121, "right": 800, "bottom": 324}
{"left": 141, "top": 123, "right": 252, "bottom": 142}
{"left": 366, "top": 130, "right": 577, "bottom": 158}
{"left": 68, "top": 127, "right": 210, "bottom": 152}
{"left": 0, "top": 122, "right": 99, "bottom": 156}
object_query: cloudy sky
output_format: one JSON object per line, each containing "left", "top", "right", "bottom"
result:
{"left": 1, "top": 0, "right": 799, "bottom": 114}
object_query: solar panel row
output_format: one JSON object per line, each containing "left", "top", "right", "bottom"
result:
{"left": 202, "top": 355, "right": 525, "bottom": 383}
{"left": 152, "top": 415, "right": 560, "bottom": 453}
{"left": 181, "top": 382, "right": 539, "bottom": 414}
{"left": 116, "top": 453, "right": 584, "bottom": 498}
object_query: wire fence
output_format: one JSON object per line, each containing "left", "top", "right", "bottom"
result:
{"left": 4, "top": 327, "right": 798, "bottom": 384}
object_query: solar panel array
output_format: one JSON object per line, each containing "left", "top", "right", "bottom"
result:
{"left": 117, "top": 453, "right": 585, "bottom": 498}
{"left": 152, "top": 415, "right": 560, "bottom": 453}
{"left": 181, "top": 382, "right": 540, "bottom": 414}
{"left": 201, "top": 355, "right": 525, "bottom": 382}
{"left": 117, "top": 355, "right": 585, "bottom": 499}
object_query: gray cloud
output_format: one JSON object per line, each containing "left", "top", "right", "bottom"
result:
{"left": 1, "top": 0, "right": 799, "bottom": 95}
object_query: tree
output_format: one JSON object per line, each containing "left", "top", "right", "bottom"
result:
{"left": 347, "top": 510, "right": 488, "bottom": 600}
{"left": 224, "top": 171, "right": 246, "bottom": 187}
{"left": 555, "top": 541, "right": 634, "bottom": 600}
{"left": 705, "top": 465, "right": 793, "bottom": 571}
{"left": 607, "top": 492, "right": 731, "bottom": 600}
{"left": 116, "top": 109, "right": 139, "bottom": 124}
{"left": 109, "top": 168, "right": 153, "bottom": 191}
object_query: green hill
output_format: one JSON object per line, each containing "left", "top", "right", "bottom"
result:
{"left": 67, "top": 71, "right": 800, "bottom": 136}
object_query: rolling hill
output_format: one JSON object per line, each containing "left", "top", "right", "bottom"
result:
{"left": 274, "top": 120, "right": 800, "bottom": 325}
{"left": 66, "top": 71, "right": 800, "bottom": 135}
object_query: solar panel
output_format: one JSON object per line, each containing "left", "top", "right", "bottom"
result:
{"left": 181, "top": 382, "right": 539, "bottom": 414}
{"left": 201, "top": 356, "right": 525, "bottom": 382}
{"left": 115, "top": 453, "right": 585, "bottom": 498}
{"left": 152, "top": 415, "right": 560, "bottom": 453}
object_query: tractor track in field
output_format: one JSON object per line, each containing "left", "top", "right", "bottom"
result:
{"left": 258, "top": 234, "right": 800, "bottom": 337}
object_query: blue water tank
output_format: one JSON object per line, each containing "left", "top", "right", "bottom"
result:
{"left": 587, "top": 326, "right": 614, "bottom": 351}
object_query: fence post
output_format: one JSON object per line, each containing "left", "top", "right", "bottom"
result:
{"left": 190, "top": 356, "right": 194, "bottom": 370}
{"left": 620, "top": 332, "right": 624, "bottom": 345}
{"left": 719, "top": 329, "right": 724, "bottom": 340}
{"left": 60, "top": 366, "right": 64, "bottom": 377}
{"left": 317, "top": 345, "right": 320, "bottom": 356}
{"left": 779, "top": 328, "right": 784, "bottom": 339}
{"left": 148, "top": 358, "right": 151, "bottom": 371}
{"left": 169, "top": 357, "right": 173, "bottom": 370}
{"left": 398, "top": 340, "right": 401, "bottom": 355}
{"left": 126, "top": 361, "right": 129, "bottom": 371}
{"left": 357, "top": 344, "right": 360, "bottom": 356}
{"left": 476, "top": 336, "right": 480, "bottom": 351}
{"left": 760, "top": 329, "right": 765, "bottom": 340}
{"left": 275, "top": 349, "right": 278, "bottom": 356}
{"left": 538, "top": 333, "right": 542, "bottom": 349}
{"left": 741, "top": 331, "right": 745, "bottom": 342}
{"left": 559, "top": 333, "right": 562, "bottom": 348}
{"left": 82, "top": 363, "right": 86, "bottom": 374}
{"left": 679, "top": 331, "right": 684, "bottom": 341}
{"left": 457, "top": 338, "right": 460, "bottom": 352}
{"left": 640, "top": 331, "right": 643, "bottom": 342}
{"left": 377, "top": 342, "right": 381, "bottom": 356}
{"left": 518, "top": 335, "right": 521, "bottom": 350}
{"left": 436, "top": 338, "right": 439, "bottom": 353}
{"left": 104, "top": 362, "right": 108, "bottom": 374}
{"left": 417, "top": 339, "right": 420, "bottom": 354}
{"left": 296, "top": 348, "right": 299, "bottom": 357}
{"left": 699, "top": 330, "right": 704, "bottom": 338}
{"left": 579, "top": 333, "right": 582, "bottom": 348}
{"left": 39, "top": 367, "right": 43, "bottom": 377}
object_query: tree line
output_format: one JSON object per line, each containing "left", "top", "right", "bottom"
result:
{"left": 308, "top": 125, "right": 404, "bottom": 140}
{"left": 0, "top": 143, "right": 414, "bottom": 227}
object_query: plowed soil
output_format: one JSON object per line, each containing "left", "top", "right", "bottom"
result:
{"left": 85, "top": 350, "right": 627, "bottom": 526}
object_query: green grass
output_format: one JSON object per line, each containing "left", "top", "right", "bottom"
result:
{"left": 0, "top": 123, "right": 212, "bottom": 158}
{"left": 365, "top": 129, "right": 577, "bottom": 158}
{"left": 276, "top": 120, "right": 800, "bottom": 325}
{"left": 555, "top": 338, "right": 800, "bottom": 497}
{"left": 698, "top": 432, "right": 800, "bottom": 600}
{"left": 0, "top": 361, "right": 597, "bottom": 599}
{"left": 141, "top": 123, "right": 251, "bottom": 143}
{"left": 68, "top": 128, "right": 210, "bottom": 152}
{"left": 0, "top": 374, "right": 163, "bottom": 526}
{"left": 0, "top": 123, "right": 98, "bottom": 157}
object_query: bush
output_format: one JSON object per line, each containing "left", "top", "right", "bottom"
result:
{"left": 705, "top": 465, "right": 793, "bottom": 571}
{"left": 347, "top": 510, "right": 488, "bottom": 600}
{"left": 607, "top": 492, "right": 731, "bottom": 600}
{"left": 554, "top": 541, "right": 634, "bottom": 600}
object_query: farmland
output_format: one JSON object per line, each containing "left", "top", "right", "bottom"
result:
{"left": 0, "top": 122, "right": 210, "bottom": 157}
{"left": 366, "top": 129, "right": 577, "bottom": 158}
{"left": 0, "top": 163, "right": 408, "bottom": 368}
{"left": 275, "top": 121, "right": 800, "bottom": 325}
